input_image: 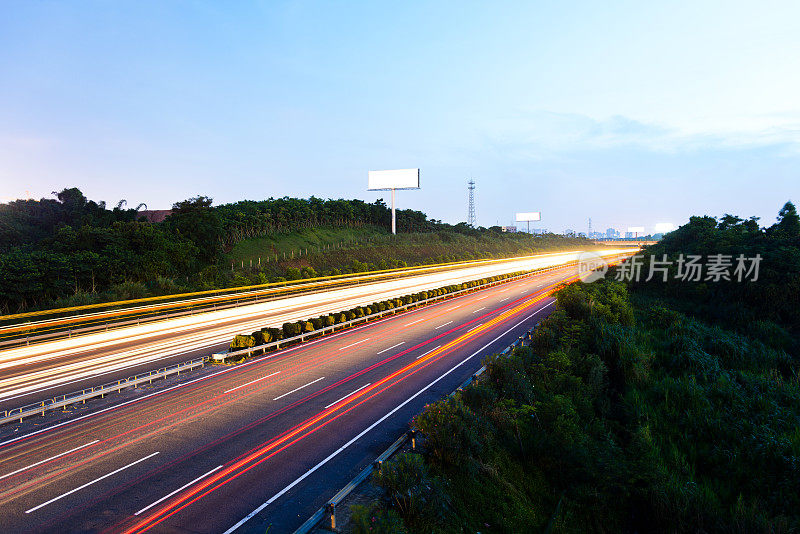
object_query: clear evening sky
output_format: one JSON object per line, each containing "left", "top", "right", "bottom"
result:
{"left": 1, "top": 1, "right": 798, "bottom": 233}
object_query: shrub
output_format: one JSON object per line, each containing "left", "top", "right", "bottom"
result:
{"left": 283, "top": 322, "right": 301, "bottom": 337}
{"left": 230, "top": 334, "right": 255, "bottom": 351}
{"left": 252, "top": 330, "right": 269, "bottom": 345}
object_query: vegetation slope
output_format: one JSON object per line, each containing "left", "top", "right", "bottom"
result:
{"left": 0, "top": 188, "right": 594, "bottom": 313}
{"left": 352, "top": 202, "right": 800, "bottom": 534}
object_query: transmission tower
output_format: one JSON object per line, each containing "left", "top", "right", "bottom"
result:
{"left": 467, "top": 179, "right": 476, "bottom": 227}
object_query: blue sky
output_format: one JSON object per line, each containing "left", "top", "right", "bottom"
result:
{"left": 1, "top": 1, "right": 799, "bottom": 233}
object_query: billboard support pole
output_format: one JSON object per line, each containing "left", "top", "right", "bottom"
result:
{"left": 391, "top": 188, "right": 396, "bottom": 235}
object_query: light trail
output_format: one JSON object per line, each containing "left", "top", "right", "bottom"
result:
{"left": 0, "top": 250, "right": 632, "bottom": 404}
{"left": 120, "top": 285, "right": 559, "bottom": 533}
{"left": 1, "top": 264, "right": 620, "bottom": 525}
{"left": 272, "top": 377, "right": 326, "bottom": 401}
{"left": 224, "top": 372, "right": 281, "bottom": 394}
{"left": 25, "top": 452, "right": 160, "bottom": 514}
{"left": 323, "top": 383, "right": 371, "bottom": 409}
{"left": 0, "top": 440, "right": 100, "bottom": 481}
{"left": 376, "top": 342, "right": 405, "bottom": 355}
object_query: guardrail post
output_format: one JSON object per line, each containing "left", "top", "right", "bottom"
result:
{"left": 410, "top": 429, "right": 417, "bottom": 450}
{"left": 41, "top": 401, "right": 45, "bottom": 416}
{"left": 373, "top": 459, "right": 383, "bottom": 473}
{"left": 326, "top": 503, "right": 336, "bottom": 531}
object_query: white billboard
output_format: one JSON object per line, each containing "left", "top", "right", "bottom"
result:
{"left": 627, "top": 226, "right": 645, "bottom": 233}
{"left": 515, "top": 212, "right": 541, "bottom": 222}
{"left": 368, "top": 169, "right": 420, "bottom": 190}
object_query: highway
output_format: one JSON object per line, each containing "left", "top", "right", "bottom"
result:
{"left": 0, "top": 262, "right": 580, "bottom": 534}
{"left": 0, "top": 249, "right": 628, "bottom": 410}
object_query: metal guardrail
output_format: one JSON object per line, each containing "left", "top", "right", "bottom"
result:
{"left": 211, "top": 264, "right": 571, "bottom": 362}
{"left": 216, "top": 251, "right": 635, "bottom": 364}
{"left": 0, "top": 264, "right": 560, "bottom": 430}
{"left": 0, "top": 357, "right": 207, "bottom": 426}
{"left": 292, "top": 314, "right": 543, "bottom": 533}
{"left": 0, "top": 254, "right": 566, "bottom": 343}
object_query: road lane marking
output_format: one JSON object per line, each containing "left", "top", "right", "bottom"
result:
{"left": 324, "top": 383, "right": 372, "bottom": 409}
{"left": 473, "top": 307, "right": 486, "bottom": 313}
{"left": 25, "top": 451, "right": 160, "bottom": 514}
{"left": 434, "top": 321, "right": 453, "bottom": 329}
{"left": 224, "top": 372, "right": 281, "bottom": 394}
{"left": 134, "top": 465, "right": 223, "bottom": 516}
{"left": 416, "top": 345, "right": 442, "bottom": 359}
{"left": 222, "top": 304, "right": 555, "bottom": 534}
{"left": 445, "top": 305, "right": 460, "bottom": 311}
{"left": 0, "top": 440, "right": 100, "bottom": 481}
{"left": 338, "top": 339, "right": 369, "bottom": 351}
{"left": 273, "top": 377, "right": 325, "bottom": 401}
{"left": 376, "top": 342, "right": 405, "bottom": 355}
{"left": 500, "top": 297, "right": 510, "bottom": 301}
{"left": 0, "top": 276, "right": 561, "bottom": 449}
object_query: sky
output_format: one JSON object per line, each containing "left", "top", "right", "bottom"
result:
{"left": 1, "top": 1, "right": 799, "bottom": 234}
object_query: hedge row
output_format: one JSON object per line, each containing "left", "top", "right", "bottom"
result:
{"left": 227, "top": 270, "right": 530, "bottom": 353}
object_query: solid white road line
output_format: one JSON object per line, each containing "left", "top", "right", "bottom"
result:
{"left": 403, "top": 318, "right": 424, "bottom": 327}
{"left": 0, "top": 440, "right": 100, "bottom": 481}
{"left": 338, "top": 339, "right": 369, "bottom": 351}
{"left": 434, "top": 321, "right": 453, "bottom": 329}
{"left": 25, "top": 451, "right": 160, "bottom": 514}
{"left": 272, "top": 377, "right": 325, "bottom": 401}
{"left": 416, "top": 345, "right": 442, "bottom": 359}
{"left": 224, "top": 372, "right": 281, "bottom": 394}
{"left": 223, "top": 304, "right": 555, "bottom": 534}
{"left": 473, "top": 307, "right": 486, "bottom": 313}
{"left": 376, "top": 342, "right": 405, "bottom": 355}
{"left": 323, "top": 383, "right": 372, "bottom": 409}
{"left": 135, "top": 465, "right": 223, "bottom": 515}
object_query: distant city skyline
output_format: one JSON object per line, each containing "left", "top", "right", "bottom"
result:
{"left": 2, "top": 1, "right": 799, "bottom": 232}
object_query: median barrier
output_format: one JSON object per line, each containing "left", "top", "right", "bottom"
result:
{"left": 0, "top": 357, "right": 207, "bottom": 427}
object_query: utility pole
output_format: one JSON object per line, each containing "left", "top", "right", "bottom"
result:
{"left": 467, "top": 179, "right": 476, "bottom": 227}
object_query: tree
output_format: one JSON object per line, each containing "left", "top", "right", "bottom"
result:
{"left": 775, "top": 201, "right": 800, "bottom": 237}
{"left": 166, "top": 196, "right": 223, "bottom": 263}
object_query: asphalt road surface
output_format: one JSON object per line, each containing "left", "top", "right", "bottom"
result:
{"left": 0, "top": 250, "right": 632, "bottom": 411}
{"left": 0, "top": 267, "right": 575, "bottom": 533}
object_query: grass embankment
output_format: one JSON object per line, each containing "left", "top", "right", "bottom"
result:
{"left": 352, "top": 280, "right": 800, "bottom": 533}
{"left": 226, "top": 226, "right": 598, "bottom": 280}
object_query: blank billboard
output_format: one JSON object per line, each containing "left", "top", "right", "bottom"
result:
{"left": 627, "top": 226, "right": 645, "bottom": 233}
{"left": 515, "top": 212, "right": 541, "bottom": 222}
{"left": 368, "top": 169, "right": 420, "bottom": 190}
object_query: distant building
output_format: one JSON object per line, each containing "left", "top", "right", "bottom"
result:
{"left": 137, "top": 210, "right": 172, "bottom": 223}
{"left": 563, "top": 228, "right": 576, "bottom": 237}
{"left": 605, "top": 227, "right": 620, "bottom": 238}
{"left": 501, "top": 225, "right": 517, "bottom": 233}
